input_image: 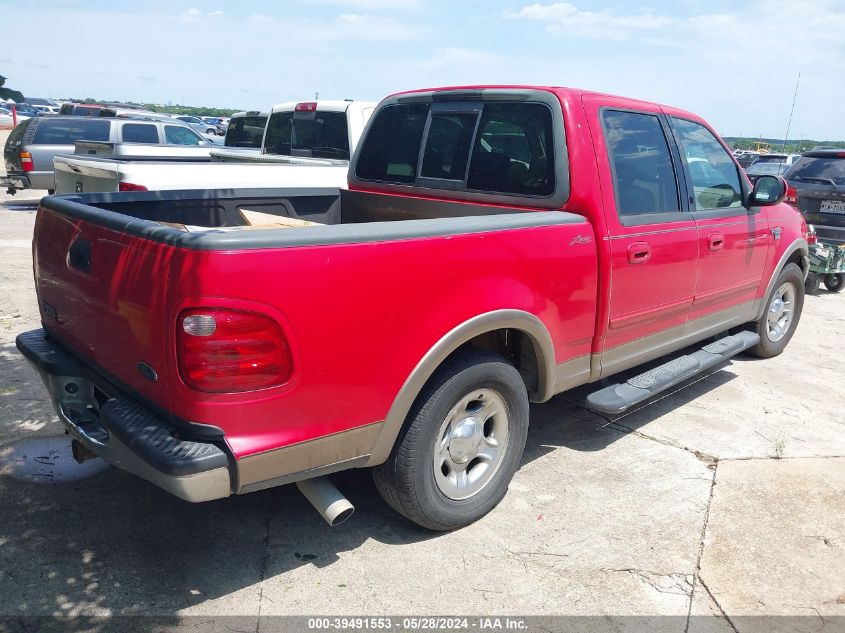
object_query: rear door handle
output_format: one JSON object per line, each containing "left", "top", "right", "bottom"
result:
{"left": 708, "top": 233, "right": 725, "bottom": 251}
{"left": 627, "top": 242, "right": 651, "bottom": 264}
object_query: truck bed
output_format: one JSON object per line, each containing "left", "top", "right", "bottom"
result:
{"left": 34, "top": 188, "right": 596, "bottom": 471}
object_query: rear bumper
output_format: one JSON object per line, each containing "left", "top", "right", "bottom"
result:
{"left": 1, "top": 171, "right": 53, "bottom": 191}
{"left": 16, "top": 329, "right": 233, "bottom": 502}
{"left": 1, "top": 174, "right": 29, "bottom": 192}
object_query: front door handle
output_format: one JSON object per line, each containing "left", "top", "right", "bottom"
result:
{"left": 627, "top": 242, "right": 651, "bottom": 264}
{"left": 708, "top": 233, "right": 725, "bottom": 251}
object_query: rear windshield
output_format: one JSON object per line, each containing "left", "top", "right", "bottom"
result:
{"left": 224, "top": 116, "right": 267, "bottom": 148}
{"left": 753, "top": 155, "right": 789, "bottom": 164}
{"left": 32, "top": 119, "right": 111, "bottom": 144}
{"left": 263, "top": 110, "right": 350, "bottom": 159}
{"left": 786, "top": 156, "right": 845, "bottom": 186}
{"left": 355, "top": 101, "right": 556, "bottom": 197}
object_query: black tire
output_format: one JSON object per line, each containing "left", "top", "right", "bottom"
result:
{"left": 47, "top": 189, "right": 55, "bottom": 195}
{"left": 805, "top": 272, "right": 821, "bottom": 295}
{"left": 373, "top": 348, "right": 529, "bottom": 531}
{"left": 824, "top": 273, "right": 844, "bottom": 293}
{"left": 747, "top": 263, "right": 805, "bottom": 358}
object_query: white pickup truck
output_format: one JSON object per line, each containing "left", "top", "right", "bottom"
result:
{"left": 53, "top": 100, "right": 376, "bottom": 194}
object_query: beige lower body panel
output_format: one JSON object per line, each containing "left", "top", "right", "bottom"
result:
{"left": 236, "top": 421, "right": 383, "bottom": 494}
{"left": 552, "top": 354, "right": 592, "bottom": 395}
{"left": 596, "top": 300, "right": 759, "bottom": 380}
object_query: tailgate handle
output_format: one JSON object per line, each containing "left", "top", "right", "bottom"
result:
{"left": 68, "top": 239, "right": 92, "bottom": 273}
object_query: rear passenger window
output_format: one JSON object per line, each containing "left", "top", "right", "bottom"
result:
{"left": 121, "top": 124, "right": 159, "bottom": 144}
{"left": 602, "top": 110, "right": 680, "bottom": 217}
{"left": 32, "top": 119, "right": 110, "bottom": 144}
{"left": 356, "top": 101, "right": 555, "bottom": 196}
{"left": 670, "top": 117, "right": 743, "bottom": 210}
{"left": 165, "top": 125, "right": 201, "bottom": 145}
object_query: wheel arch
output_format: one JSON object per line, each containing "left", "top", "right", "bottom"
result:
{"left": 366, "top": 309, "right": 556, "bottom": 466}
{"left": 755, "top": 238, "right": 808, "bottom": 320}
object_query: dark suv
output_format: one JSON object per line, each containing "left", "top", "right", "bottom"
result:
{"left": 785, "top": 150, "right": 845, "bottom": 244}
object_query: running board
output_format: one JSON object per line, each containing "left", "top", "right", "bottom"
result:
{"left": 585, "top": 331, "right": 760, "bottom": 415}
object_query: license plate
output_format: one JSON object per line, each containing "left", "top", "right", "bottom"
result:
{"left": 820, "top": 200, "right": 845, "bottom": 214}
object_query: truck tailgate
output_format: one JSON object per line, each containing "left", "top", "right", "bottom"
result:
{"left": 33, "top": 204, "right": 176, "bottom": 409}
{"left": 54, "top": 155, "right": 121, "bottom": 194}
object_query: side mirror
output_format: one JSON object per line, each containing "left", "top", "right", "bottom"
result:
{"left": 748, "top": 175, "right": 786, "bottom": 206}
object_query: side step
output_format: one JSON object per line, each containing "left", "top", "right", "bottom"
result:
{"left": 585, "top": 331, "right": 760, "bottom": 415}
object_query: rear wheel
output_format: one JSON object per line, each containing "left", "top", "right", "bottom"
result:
{"left": 373, "top": 348, "right": 529, "bottom": 531}
{"left": 805, "top": 272, "right": 821, "bottom": 295}
{"left": 824, "top": 273, "right": 844, "bottom": 293}
{"left": 746, "top": 263, "right": 805, "bottom": 358}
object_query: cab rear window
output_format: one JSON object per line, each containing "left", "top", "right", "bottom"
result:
{"left": 263, "top": 110, "right": 350, "bottom": 159}
{"left": 32, "top": 119, "right": 110, "bottom": 144}
{"left": 355, "top": 101, "right": 555, "bottom": 197}
{"left": 224, "top": 116, "right": 267, "bottom": 148}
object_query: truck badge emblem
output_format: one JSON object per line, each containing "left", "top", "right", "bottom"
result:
{"left": 570, "top": 235, "right": 593, "bottom": 246}
{"left": 771, "top": 227, "right": 782, "bottom": 240}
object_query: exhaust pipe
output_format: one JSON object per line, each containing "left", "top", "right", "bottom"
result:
{"left": 296, "top": 476, "right": 355, "bottom": 526}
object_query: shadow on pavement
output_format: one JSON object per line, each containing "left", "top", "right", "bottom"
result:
{"left": 0, "top": 337, "right": 739, "bottom": 630}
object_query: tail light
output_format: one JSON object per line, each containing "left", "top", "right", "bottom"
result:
{"left": 784, "top": 185, "right": 798, "bottom": 207}
{"left": 295, "top": 102, "right": 318, "bottom": 112}
{"left": 806, "top": 223, "right": 817, "bottom": 245}
{"left": 20, "top": 151, "right": 33, "bottom": 172}
{"left": 118, "top": 182, "right": 148, "bottom": 192}
{"left": 177, "top": 308, "right": 293, "bottom": 393}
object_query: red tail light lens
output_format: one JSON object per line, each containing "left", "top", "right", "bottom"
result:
{"left": 784, "top": 185, "right": 798, "bottom": 207}
{"left": 295, "top": 102, "right": 318, "bottom": 112}
{"left": 20, "top": 151, "right": 33, "bottom": 172}
{"left": 118, "top": 182, "right": 148, "bottom": 192}
{"left": 177, "top": 308, "right": 293, "bottom": 393}
{"left": 806, "top": 223, "right": 817, "bottom": 245}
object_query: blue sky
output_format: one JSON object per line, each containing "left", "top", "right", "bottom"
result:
{"left": 2, "top": 0, "right": 844, "bottom": 139}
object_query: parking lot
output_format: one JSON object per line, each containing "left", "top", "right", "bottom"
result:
{"left": 0, "top": 129, "right": 843, "bottom": 632}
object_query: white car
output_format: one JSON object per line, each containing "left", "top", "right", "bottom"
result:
{"left": 175, "top": 115, "right": 219, "bottom": 136}
{"left": 0, "top": 106, "right": 31, "bottom": 128}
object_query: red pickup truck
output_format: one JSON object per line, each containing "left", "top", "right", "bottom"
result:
{"left": 17, "top": 86, "right": 809, "bottom": 530}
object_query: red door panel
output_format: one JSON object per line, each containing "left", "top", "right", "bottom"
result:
{"left": 582, "top": 95, "right": 699, "bottom": 358}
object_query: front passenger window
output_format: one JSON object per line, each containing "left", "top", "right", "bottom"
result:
{"left": 671, "top": 118, "right": 743, "bottom": 210}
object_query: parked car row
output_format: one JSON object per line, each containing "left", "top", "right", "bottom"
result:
{"left": 50, "top": 100, "right": 375, "bottom": 194}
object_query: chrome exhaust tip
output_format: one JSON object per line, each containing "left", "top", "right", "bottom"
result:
{"left": 296, "top": 476, "right": 354, "bottom": 526}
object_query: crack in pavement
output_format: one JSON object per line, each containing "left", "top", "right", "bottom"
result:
{"left": 697, "top": 575, "right": 740, "bottom": 633}
{"left": 685, "top": 459, "right": 722, "bottom": 633}
{"left": 254, "top": 504, "right": 273, "bottom": 633}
